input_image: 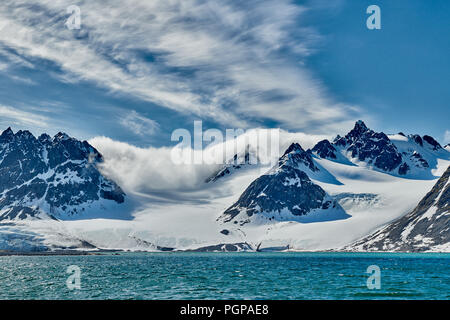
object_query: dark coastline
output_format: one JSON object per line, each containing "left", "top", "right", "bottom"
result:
{"left": 0, "top": 249, "right": 122, "bottom": 256}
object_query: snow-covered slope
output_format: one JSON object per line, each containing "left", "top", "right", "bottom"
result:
{"left": 0, "top": 128, "right": 126, "bottom": 221}
{"left": 1, "top": 122, "right": 449, "bottom": 252}
{"left": 348, "top": 165, "right": 450, "bottom": 252}
{"left": 205, "top": 147, "right": 256, "bottom": 183}
{"left": 388, "top": 133, "right": 448, "bottom": 179}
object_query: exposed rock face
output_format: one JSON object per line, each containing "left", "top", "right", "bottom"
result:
{"left": 188, "top": 242, "right": 253, "bottom": 252}
{"left": 338, "top": 121, "right": 403, "bottom": 172}
{"left": 312, "top": 121, "right": 447, "bottom": 177}
{"left": 411, "top": 134, "right": 423, "bottom": 147}
{"left": 311, "top": 139, "right": 337, "bottom": 159}
{"left": 422, "top": 135, "right": 442, "bottom": 151}
{"left": 278, "top": 143, "right": 318, "bottom": 172}
{"left": 219, "top": 143, "right": 344, "bottom": 224}
{"left": 0, "top": 128, "right": 125, "bottom": 220}
{"left": 349, "top": 166, "right": 450, "bottom": 252}
{"left": 398, "top": 163, "right": 410, "bottom": 175}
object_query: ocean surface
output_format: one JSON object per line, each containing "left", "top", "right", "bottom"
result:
{"left": 0, "top": 252, "right": 449, "bottom": 300}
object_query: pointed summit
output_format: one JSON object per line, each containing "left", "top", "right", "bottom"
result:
{"left": 54, "top": 132, "right": 70, "bottom": 141}
{"left": 349, "top": 120, "right": 369, "bottom": 136}
{"left": 219, "top": 142, "right": 347, "bottom": 224}
{"left": 2, "top": 127, "right": 14, "bottom": 135}
{"left": 0, "top": 127, "right": 126, "bottom": 221}
{"left": 312, "top": 139, "right": 337, "bottom": 159}
{"left": 355, "top": 120, "right": 367, "bottom": 129}
{"left": 342, "top": 120, "right": 372, "bottom": 143}
{"left": 282, "top": 142, "right": 305, "bottom": 156}
{"left": 38, "top": 133, "right": 52, "bottom": 143}
{"left": 278, "top": 142, "right": 319, "bottom": 173}
{"left": 0, "top": 127, "right": 14, "bottom": 141}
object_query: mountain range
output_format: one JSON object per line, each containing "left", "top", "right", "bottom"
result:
{"left": 0, "top": 121, "right": 449, "bottom": 252}
{"left": 0, "top": 128, "right": 125, "bottom": 221}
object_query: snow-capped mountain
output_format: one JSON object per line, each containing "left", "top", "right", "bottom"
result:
{"left": 1, "top": 121, "right": 449, "bottom": 253}
{"left": 332, "top": 120, "right": 403, "bottom": 172}
{"left": 348, "top": 165, "right": 450, "bottom": 252}
{"left": 0, "top": 127, "right": 125, "bottom": 221}
{"left": 311, "top": 120, "right": 445, "bottom": 178}
{"left": 219, "top": 143, "right": 348, "bottom": 225}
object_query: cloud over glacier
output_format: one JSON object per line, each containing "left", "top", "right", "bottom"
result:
{"left": 89, "top": 129, "right": 327, "bottom": 202}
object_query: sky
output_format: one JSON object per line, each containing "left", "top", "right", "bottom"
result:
{"left": 0, "top": 0, "right": 449, "bottom": 148}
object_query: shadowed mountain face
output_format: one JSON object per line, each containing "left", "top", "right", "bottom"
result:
{"left": 220, "top": 142, "right": 347, "bottom": 224}
{"left": 349, "top": 166, "right": 450, "bottom": 252}
{"left": 333, "top": 120, "right": 403, "bottom": 172}
{"left": 0, "top": 128, "right": 125, "bottom": 220}
{"left": 312, "top": 120, "right": 447, "bottom": 177}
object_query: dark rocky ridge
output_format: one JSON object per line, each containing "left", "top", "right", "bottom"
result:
{"left": 313, "top": 121, "right": 444, "bottom": 176}
{"left": 349, "top": 166, "right": 450, "bottom": 252}
{"left": 220, "top": 142, "right": 341, "bottom": 224}
{"left": 334, "top": 120, "right": 403, "bottom": 172}
{"left": 422, "top": 135, "right": 442, "bottom": 151}
{"left": 311, "top": 139, "right": 337, "bottom": 159}
{"left": 0, "top": 127, "right": 125, "bottom": 220}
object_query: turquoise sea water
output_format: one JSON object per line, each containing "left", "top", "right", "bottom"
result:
{"left": 0, "top": 252, "right": 448, "bottom": 300}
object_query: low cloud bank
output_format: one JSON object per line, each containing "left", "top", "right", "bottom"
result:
{"left": 89, "top": 129, "right": 327, "bottom": 202}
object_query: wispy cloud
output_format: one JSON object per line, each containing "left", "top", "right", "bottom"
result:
{"left": 0, "top": 0, "right": 359, "bottom": 133}
{"left": 120, "top": 110, "right": 159, "bottom": 136}
{"left": 0, "top": 104, "right": 49, "bottom": 128}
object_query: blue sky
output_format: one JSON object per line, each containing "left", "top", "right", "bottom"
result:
{"left": 0, "top": 0, "right": 448, "bottom": 147}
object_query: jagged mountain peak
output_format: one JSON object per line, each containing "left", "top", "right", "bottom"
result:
{"left": 15, "top": 130, "right": 35, "bottom": 139}
{"left": 311, "top": 139, "right": 337, "bottom": 159}
{"left": 344, "top": 120, "right": 371, "bottom": 140}
{"left": 312, "top": 121, "right": 445, "bottom": 176}
{"left": 346, "top": 121, "right": 388, "bottom": 142}
{"left": 0, "top": 127, "right": 14, "bottom": 140}
{"left": 278, "top": 142, "right": 318, "bottom": 173}
{"left": 282, "top": 142, "right": 305, "bottom": 156}
{"left": 0, "top": 127, "right": 126, "bottom": 221}
{"left": 38, "top": 133, "right": 51, "bottom": 142}
{"left": 219, "top": 142, "right": 347, "bottom": 225}
{"left": 54, "top": 132, "right": 71, "bottom": 141}
{"left": 354, "top": 119, "right": 368, "bottom": 131}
